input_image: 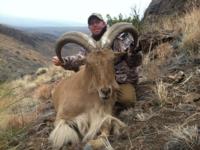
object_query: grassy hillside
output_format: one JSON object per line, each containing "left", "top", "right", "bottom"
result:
{"left": 0, "top": 7, "right": 199, "bottom": 150}
{"left": 0, "top": 32, "right": 51, "bottom": 82}
{"left": 0, "top": 23, "right": 64, "bottom": 82}
{"left": 17, "top": 26, "right": 89, "bottom": 37}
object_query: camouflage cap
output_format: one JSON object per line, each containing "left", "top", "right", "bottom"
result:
{"left": 88, "top": 13, "right": 104, "bottom": 25}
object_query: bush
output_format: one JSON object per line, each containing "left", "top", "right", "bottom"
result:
{"left": 106, "top": 7, "right": 142, "bottom": 31}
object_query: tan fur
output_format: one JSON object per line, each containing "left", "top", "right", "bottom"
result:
{"left": 49, "top": 119, "right": 79, "bottom": 148}
{"left": 118, "top": 83, "right": 137, "bottom": 106}
{"left": 49, "top": 50, "right": 125, "bottom": 149}
{"left": 84, "top": 115, "right": 126, "bottom": 150}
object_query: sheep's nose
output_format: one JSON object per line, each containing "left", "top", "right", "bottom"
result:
{"left": 101, "top": 87, "right": 111, "bottom": 95}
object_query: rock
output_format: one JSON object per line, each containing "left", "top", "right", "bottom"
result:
{"left": 143, "top": 0, "right": 200, "bottom": 23}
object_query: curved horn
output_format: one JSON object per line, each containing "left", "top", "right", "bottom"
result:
{"left": 100, "top": 22, "right": 139, "bottom": 49}
{"left": 55, "top": 32, "right": 96, "bottom": 63}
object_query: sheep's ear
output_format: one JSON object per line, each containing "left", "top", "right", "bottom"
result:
{"left": 114, "top": 52, "right": 127, "bottom": 65}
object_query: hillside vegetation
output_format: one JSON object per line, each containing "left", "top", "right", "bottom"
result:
{"left": 0, "top": 33, "right": 50, "bottom": 82}
{"left": 0, "top": 5, "right": 200, "bottom": 150}
{"left": 0, "top": 24, "right": 58, "bottom": 82}
{"left": 0, "top": 24, "right": 56, "bottom": 56}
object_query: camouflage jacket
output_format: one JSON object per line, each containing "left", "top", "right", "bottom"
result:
{"left": 61, "top": 33, "right": 142, "bottom": 85}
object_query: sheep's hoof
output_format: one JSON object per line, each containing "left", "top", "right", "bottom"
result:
{"left": 83, "top": 144, "right": 93, "bottom": 150}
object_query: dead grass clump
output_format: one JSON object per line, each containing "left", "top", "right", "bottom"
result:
{"left": 10, "top": 75, "right": 37, "bottom": 95}
{"left": 7, "top": 111, "right": 38, "bottom": 129}
{"left": 33, "top": 65, "right": 73, "bottom": 85}
{"left": 136, "top": 111, "right": 157, "bottom": 122}
{"left": 155, "top": 80, "right": 170, "bottom": 106}
{"left": 0, "top": 104, "right": 39, "bottom": 128}
{"left": 143, "top": 7, "right": 200, "bottom": 57}
{"left": 0, "top": 112, "right": 10, "bottom": 129}
{"left": 165, "top": 125, "right": 199, "bottom": 149}
{"left": 0, "top": 96, "right": 39, "bottom": 130}
{"left": 35, "top": 67, "right": 48, "bottom": 76}
{"left": 179, "top": 8, "right": 200, "bottom": 55}
{"left": 143, "top": 15, "right": 180, "bottom": 33}
{"left": 141, "top": 53, "right": 161, "bottom": 82}
{"left": 33, "top": 84, "right": 53, "bottom": 101}
{"left": 10, "top": 65, "right": 71, "bottom": 91}
{"left": 141, "top": 43, "right": 174, "bottom": 82}
{"left": 0, "top": 83, "right": 17, "bottom": 98}
{"left": 153, "top": 43, "right": 173, "bottom": 63}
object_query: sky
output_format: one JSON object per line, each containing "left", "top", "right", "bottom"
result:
{"left": 0, "top": 0, "right": 151, "bottom": 26}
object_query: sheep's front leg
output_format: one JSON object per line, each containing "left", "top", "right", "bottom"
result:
{"left": 49, "top": 113, "right": 81, "bottom": 149}
{"left": 83, "top": 127, "right": 112, "bottom": 150}
{"left": 83, "top": 116, "right": 126, "bottom": 150}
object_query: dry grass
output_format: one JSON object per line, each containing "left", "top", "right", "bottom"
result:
{"left": 179, "top": 8, "right": 200, "bottom": 55}
{"left": 0, "top": 97, "right": 39, "bottom": 130}
{"left": 143, "top": 15, "right": 180, "bottom": 33}
{"left": 166, "top": 125, "right": 199, "bottom": 148}
{"left": 143, "top": 6, "right": 200, "bottom": 57}
{"left": 33, "top": 84, "right": 53, "bottom": 101}
{"left": 141, "top": 53, "right": 161, "bottom": 81}
{"left": 153, "top": 43, "right": 173, "bottom": 63}
{"left": 0, "top": 65, "right": 73, "bottom": 130}
{"left": 136, "top": 110, "right": 157, "bottom": 122}
{"left": 143, "top": 9, "right": 200, "bottom": 145}
{"left": 155, "top": 80, "right": 170, "bottom": 106}
{"left": 3, "top": 111, "right": 38, "bottom": 129}
{"left": 141, "top": 43, "right": 173, "bottom": 82}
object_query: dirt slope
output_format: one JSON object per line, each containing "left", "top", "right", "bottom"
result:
{"left": 0, "top": 33, "right": 49, "bottom": 82}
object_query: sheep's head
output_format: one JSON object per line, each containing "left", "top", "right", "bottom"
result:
{"left": 55, "top": 23, "right": 138, "bottom": 101}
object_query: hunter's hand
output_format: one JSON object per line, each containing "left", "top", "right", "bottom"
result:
{"left": 52, "top": 56, "right": 62, "bottom": 66}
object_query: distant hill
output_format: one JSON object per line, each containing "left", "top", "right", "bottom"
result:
{"left": 17, "top": 26, "right": 89, "bottom": 37}
{"left": 0, "top": 24, "right": 90, "bottom": 82}
{"left": 0, "top": 24, "right": 56, "bottom": 82}
{"left": 0, "top": 24, "right": 56, "bottom": 57}
{"left": 0, "top": 33, "right": 49, "bottom": 82}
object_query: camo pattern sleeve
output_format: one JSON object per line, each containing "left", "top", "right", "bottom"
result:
{"left": 112, "top": 33, "right": 142, "bottom": 85}
{"left": 61, "top": 48, "right": 86, "bottom": 72}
